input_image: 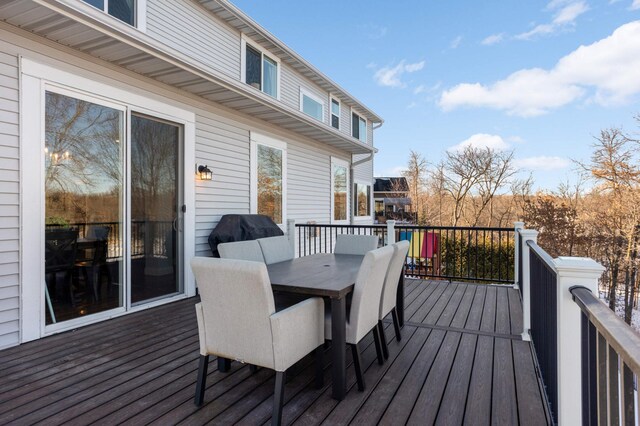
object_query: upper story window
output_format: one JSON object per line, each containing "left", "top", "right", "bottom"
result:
{"left": 299, "top": 88, "right": 324, "bottom": 122}
{"left": 330, "top": 98, "right": 340, "bottom": 129}
{"left": 241, "top": 35, "right": 280, "bottom": 99}
{"left": 351, "top": 111, "right": 367, "bottom": 143}
{"left": 83, "top": 0, "right": 136, "bottom": 26}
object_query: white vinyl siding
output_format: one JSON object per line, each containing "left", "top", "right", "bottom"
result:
{"left": 194, "top": 114, "right": 251, "bottom": 257}
{"left": 0, "top": 50, "right": 19, "bottom": 349}
{"left": 0, "top": 19, "right": 372, "bottom": 346}
{"left": 146, "top": 0, "right": 241, "bottom": 79}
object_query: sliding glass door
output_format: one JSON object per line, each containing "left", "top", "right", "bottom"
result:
{"left": 43, "top": 90, "right": 183, "bottom": 326}
{"left": 130, "top": 114, "right": 182, "bottom": 304}
{"left": 44, "top": 91, "right": 125, "bottom": 324}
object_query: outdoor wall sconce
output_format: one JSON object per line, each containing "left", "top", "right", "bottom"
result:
{"left": 197, "top": 164, "right": 213, "bottom": 181}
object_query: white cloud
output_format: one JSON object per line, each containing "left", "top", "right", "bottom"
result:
{"left": 516, "top": 0, "right": 589, "bottom": 40}
{"left": 450, "top": 35, "right": 463, "bottom": 49}
{"left": 632, "top": 0, "right": 640, "bottom": 9}
{"left": 373, "top": 60, "right": 425, "bottom": 88}
{"left": 439, "top": 21, "right": 640, "bottom": 116}
{"left": 413, "top": 84, "right": 426, "bottom": 95}
{"left": 448, "top": 133, "right": 511, "bottom": 152}
{"left": 359, "top": 23, "right": 388, "bottom": 40}
{"left": 514, "top": 156, "right": 571, "bottom": 170}
{"left": 481, "top": 33, "right": 505, "bottom": 45}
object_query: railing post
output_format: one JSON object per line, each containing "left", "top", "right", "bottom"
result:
{"left": 286, "top": 219, "right": 296, "bottom": 255}
{"left": 386, "top": 220, "right": 396, "bottom": 245}
{"left": 553, "top": 257, "right": 604, "bottom": 426}
{"left": 514, "top": 221, "right": 524, "bottom": 290}
{"left": 520, "top": 229, "right": 538, "bottom": 341}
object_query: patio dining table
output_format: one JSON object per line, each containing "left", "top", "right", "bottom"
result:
{"left": 266, "top": 253, "right": 363, "bottom": 401}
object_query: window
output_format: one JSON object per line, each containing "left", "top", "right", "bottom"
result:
{"left": 331, "top": 158, "right": 349, "bottom": 223}
{"left": 251, "top": 134, "right": 286, "bottom": 225}
{"left": 354, "top": 183, "right": 371, "bottom": 217}
{"left": 300, "top": 88, "right": 324, "bottom": 122}
{"left": 351, "top": 111, "right": 367, "bottom": 143}
{"left": 330, "top": 98, "right": 340, "bottom": 129}
{"left": 82, "top": 0, "right": 137, "bottom": 26}
{"left": 241, "top": 36, "right": 279, "bottom": 99}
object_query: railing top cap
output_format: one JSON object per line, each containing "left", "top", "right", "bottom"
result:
{"left": 554, "top": 256, "right": 605, "bottom": 273}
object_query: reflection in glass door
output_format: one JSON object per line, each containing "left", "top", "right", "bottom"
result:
{"left": 130, "top": 114, "right": 182, "bottom": 304}
{"left": 44, "top": 91, "right": 124, "bottom": 325}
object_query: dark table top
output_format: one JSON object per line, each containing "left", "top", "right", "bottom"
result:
{"left": 266, "top": 253, "right": 364, "bottom": 298}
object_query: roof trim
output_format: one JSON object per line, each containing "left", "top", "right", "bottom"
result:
{"left": 198, "top": 0, "right": 383, "bottom": 124}
{"left": 18, "top": 0, "right": 375, "bottom": 154}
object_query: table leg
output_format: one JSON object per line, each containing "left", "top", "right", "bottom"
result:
{"left": 396, "top": 267, "right": 405, "bottom": 327}
{"left": 331, "top": 296, "right": 346, "bottom": 400}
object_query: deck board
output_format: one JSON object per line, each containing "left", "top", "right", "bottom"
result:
{"left": 0, "top": 280, "right": 549, "bottom": 425}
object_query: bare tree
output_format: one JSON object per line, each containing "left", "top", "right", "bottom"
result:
{"left": 434, "top": 146, "right": 515, "bottom": 226}
{"left": 402, "top": 150, "right": 428, "bottom": 223}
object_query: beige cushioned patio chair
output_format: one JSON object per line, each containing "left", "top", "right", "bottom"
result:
{"left": 377, "top": 240, "right": 410, "bottom": 360}
{"left": 324, "top": 245, "right": 394, "bottom": 391}
{"left": 218, "top": 240, "right": 265, "bottom": 263}
{"left": 258, "top": 236, "right": 294, "bottom": 265}
{"left": 191, "top": 257, "right": 324, "bottom": 426}
{"left": 334, "top": 234, "right": 379, "bottom": 255}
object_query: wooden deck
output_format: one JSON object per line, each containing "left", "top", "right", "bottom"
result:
{"left": 0, "top": 280, "right": 550, "bottom": 425}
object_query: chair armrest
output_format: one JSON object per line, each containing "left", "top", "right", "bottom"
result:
{"left": 270, "top": 297, "right": 324, "bottom": 372}
{"left": 195, "top": 302, "right": 208, "bottom": 356}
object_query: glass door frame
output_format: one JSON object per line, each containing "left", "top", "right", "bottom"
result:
{"left": 20, "top": 57, "right": 197, "bottom": 341}
{"left": 128, "top": 111, "right": 185, "bottom": 307}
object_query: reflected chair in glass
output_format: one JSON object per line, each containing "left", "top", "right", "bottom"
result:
{"left": 75, "top": 226, "right": 112, "bottom": 301}
{"left": 45, "top": 229, "right": 79, "bottom": 319}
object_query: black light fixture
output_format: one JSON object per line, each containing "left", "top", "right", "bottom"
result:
{"left": 197, "top": 164, "right": 213, "bottom": 181}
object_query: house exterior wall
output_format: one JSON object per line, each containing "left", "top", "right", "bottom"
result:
{"left": 0, "top": 49, "right": 20, "bottom": 349}
{"left": 146, "top": 0, "right": 241, "bottom": 79}
{"left": 0, "top": 22, "right": 363, "bottom": 347}
{"left": 144, "top": 0, "right": 374, "bottom": 145}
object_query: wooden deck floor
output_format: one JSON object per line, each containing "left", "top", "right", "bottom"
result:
{"left": 0, "top": 280, "right": 550, "bottom": 425}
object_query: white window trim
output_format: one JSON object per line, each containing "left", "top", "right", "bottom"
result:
{"left": 299, "top": 87, "right": 325, "bottom": 122}
{"left": 353, "top": 180, "right": 373, "bottom": 219}
{"left": 19, "top": 57, "right": 196, "bottom": 341}
{"left": 329, "top": 95, "right": 341, "bottom": 130}
{"left": 240, "top": 34, "right": 281, "bottom": 100}
{"left": 350, "top": 107, "right": 368, "bottom": 143}
{"left": 330, "top": 157, "right": 350, "bottom": 225}
{"left": 250, "top": 132, "right": 287, "bottom": 226}
{"left": 81, "top": 0, "right": 146, "bottom": 31}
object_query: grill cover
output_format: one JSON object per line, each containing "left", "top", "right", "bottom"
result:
{"left": 208, "top": 214, "right": 283, "bottom": 257}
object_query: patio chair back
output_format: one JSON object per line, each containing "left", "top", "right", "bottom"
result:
{"left": 218, "top": 240, "right": 265, "bottom": 263}
{"left": 334, "top": 234, "right": 379, "bottom": 255}
{"left": 348, "top": 245, "right": 394, "bottom": 343}
{"left": 257, "top": 236, "right": 293, "bottom": 265}
{"left": 380, "top": 241, "right": 410, "bottom": 319}
{"left": 191, "top": 257, "right": 277, "bottom": 368}
{"left": 45, "top": 229, "right": 79, "bottom": 273}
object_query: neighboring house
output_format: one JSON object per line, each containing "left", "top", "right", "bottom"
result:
{"left": 0, "top": 0, "right": 382, "bottom": 348}
{"left": 373, "top": 177, "right": 414, "bottom": 223}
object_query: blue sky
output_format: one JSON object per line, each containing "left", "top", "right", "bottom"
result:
{"left": 232, "top": 0, "right": 640, "bottom": 190}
